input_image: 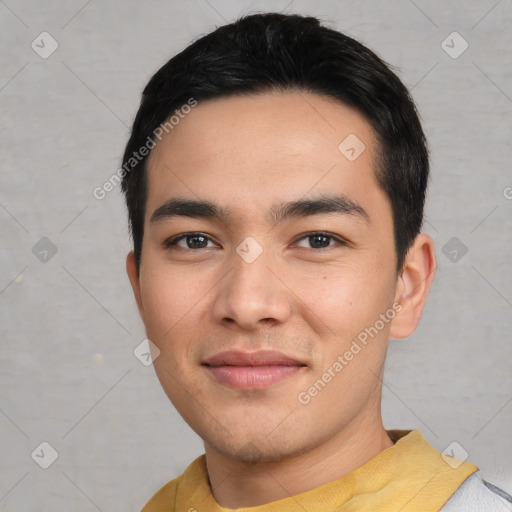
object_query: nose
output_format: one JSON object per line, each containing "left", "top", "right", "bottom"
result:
{"left": 211, "top": 247, "right": 292, "bottom": 330}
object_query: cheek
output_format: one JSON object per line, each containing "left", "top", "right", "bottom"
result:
{"left": 139, "top": 261, "right": 209, "bottom": 346}
{"left": 289, "top": 262, "right": 391, "bottom": 338}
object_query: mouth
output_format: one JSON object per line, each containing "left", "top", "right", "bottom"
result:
{"left": 202, "top": 350, "right": 307, "bottom": 390}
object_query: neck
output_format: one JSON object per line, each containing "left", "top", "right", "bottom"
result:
{"left": 204, "top": 416, "right": 394, "bottom": 508}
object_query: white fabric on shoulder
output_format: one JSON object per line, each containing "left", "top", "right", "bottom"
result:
{"left": 440, "top": 471, "right": 512, "bottom": 511}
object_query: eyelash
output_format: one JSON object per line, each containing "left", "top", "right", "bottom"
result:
{"left": 164, "top": 232, "right": 217, "bottom": 250}
{"left": 163, "top": 231, "right": 348, "bottom": 251}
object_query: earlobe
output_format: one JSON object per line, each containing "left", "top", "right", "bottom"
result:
{"left": 126, "top": 251, "right": 145, "bottom": 324}
{"left": 389, "top": 234, "right": 436, "bottom": 339}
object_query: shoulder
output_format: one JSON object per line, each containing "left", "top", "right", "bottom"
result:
{"left": 441, "top": 471, "right": 512, "bottom": 511}
{"left": 140, "top": 455, "right": 208, "bottom": 512}
{"left": 141, "top": 476, "right": 180, "bottom": 512}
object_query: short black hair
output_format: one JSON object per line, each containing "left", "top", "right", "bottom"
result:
{"left": 121, "top": 12, "right": 429, "bottom": 273}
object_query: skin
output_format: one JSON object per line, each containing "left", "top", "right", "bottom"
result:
{"left": 126, "top": 91, "right": 436, "bottom": 508}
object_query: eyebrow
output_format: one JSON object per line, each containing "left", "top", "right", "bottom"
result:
{"left": 149, "top": 195, "right": 370, "bottom": 225}
{"left": 269, "top": 195, "right": 370, "bottom": 224}
{"left": 150, "top": 198, "right": 230, "bottom": 224}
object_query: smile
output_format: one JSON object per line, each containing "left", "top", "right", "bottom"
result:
{"left": 202, "top": 350, "right": 307, "bottom": 390}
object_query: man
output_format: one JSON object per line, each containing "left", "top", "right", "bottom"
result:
{"left": 122, "top": 13, "right": 511, "bottom": 511}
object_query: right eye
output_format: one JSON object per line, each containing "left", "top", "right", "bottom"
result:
{"left": 164, "top": 232, "right": 218, "bottom": 250}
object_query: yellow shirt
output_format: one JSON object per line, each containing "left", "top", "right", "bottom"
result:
{"left": 142, "top": 430, "right": 478, "bottom": 512}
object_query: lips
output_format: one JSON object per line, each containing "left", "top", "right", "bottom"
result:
{"left": 202, "top": 350, "right": 306, "bottom": 390}
{"left": 203, "top": 350, "right": 304, "bottom": 367}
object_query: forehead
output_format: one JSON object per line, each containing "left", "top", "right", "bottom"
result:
{"left": 144, "top": 91, "right": 386, "bottom": 224}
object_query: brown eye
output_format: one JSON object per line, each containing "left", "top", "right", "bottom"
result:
{"left": 294, "top": 232, "right": 344, "bottom": 249}
{"left": 308, "top": 234, "right": 331, "bottom": 248}
{"left": 183, "top": 235, "right": 209, "bottom": 249}
{"left": 166, "top": 233, "right": 217, "bottom": 250}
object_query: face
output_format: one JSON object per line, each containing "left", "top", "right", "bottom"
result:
{"left": 127, "top": 91, "right": 406, "bottom": 462}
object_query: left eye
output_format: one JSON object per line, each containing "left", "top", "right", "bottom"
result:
{"left": 294, "top": 233, "right": 343, "bottom": 249}
{"left": 168, "top": 233, "right": 217, "bottom": 249}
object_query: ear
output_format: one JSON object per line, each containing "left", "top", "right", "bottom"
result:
{"left": 126, "top": 250, "right": 146, "bottom": 324}
{"left": 389, "top": 233, "right": 436, "bottom": 339}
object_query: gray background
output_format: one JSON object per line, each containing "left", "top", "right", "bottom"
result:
{"left": 1, "top": 0, "right": 511, "bottom": 510}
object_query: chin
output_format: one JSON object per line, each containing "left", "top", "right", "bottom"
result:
{"left": 204, "top": 430, "right": 312, "bottom": 464}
